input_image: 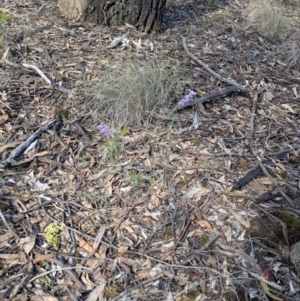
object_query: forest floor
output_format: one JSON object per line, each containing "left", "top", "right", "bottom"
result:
{"left": 0, "top": 0, "right": 300, "bottom": 300}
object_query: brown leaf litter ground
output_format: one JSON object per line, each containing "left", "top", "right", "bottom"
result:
{"left": 0, "top": 0, "right": 300, "bottom": 300}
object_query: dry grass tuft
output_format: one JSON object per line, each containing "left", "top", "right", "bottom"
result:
{"left": 244, "top": 0, "right": 293, "bottom": 41}
{"left": 287, "top": 44, "right": 300, "bottom": 70}
{"left": 89, "top": 58, "right": 179, "bottom": 127}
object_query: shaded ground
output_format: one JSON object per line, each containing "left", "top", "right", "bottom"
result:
{"left": 0, "top": 0, "right": 300, "bottom": 300}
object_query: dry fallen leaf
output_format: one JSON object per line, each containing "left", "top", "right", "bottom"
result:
{"left": 261, "top": 268, "right": 283, "bottom": 301}
{"left": 19, "top": 233, "right": 37, "bottom": 255}
{"left": 185, "top": 186, "right": 210, "bottom": 199}
{"left": 85, "top": 278, "right": 106, "bottom": 301}
{"left": 87, "top": 170, "right": 106, "bottom": 181}
{"left": 231, "top": 211, "right": 250, "bottom": 228}
{"left": 196, "top": 220, "right": 212, "bottom": 230}
{"left": 187, "top": 229, "right": 205, "bottom": 238}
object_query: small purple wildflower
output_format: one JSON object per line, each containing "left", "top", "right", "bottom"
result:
{"left": 98, "top": 124, "right": 112, "bottom": 138}
{"left": 178, "top": 90, "right": 196, "bottom": 107}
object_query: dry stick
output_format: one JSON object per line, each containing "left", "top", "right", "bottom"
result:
{"left": 22, "top": 63, "right": 72, "bottom": 94}
{"left": 74, "top": 122, "right": 90, "bottom": 141}
{"left": 219, "top": 191, "right": 257, "bottom": 200}
{"left": 181, "top": 37, "right": 245, "bottom": 91}
{"left": 252, "top": 203, "right": 290, "bottom": 249}
{"left": 239, "top": 266, "right": 284, "bottom": 291}
{"left": 249, "top": 94, "right": 291, "bottom": 247}
{"left": 110, "top": 275, "right": 162, "bottom": 301}
{"left": 249, "top": 93, "right": 259, "bottom": 153}
{"left": 0, "top": 119, "right": 57, "bottom": 168}
{"left": 22, "top": 63, "right": 53, "bottom": 86}
{"left": 21, "top": 197, "right": 90, "bottom": 214}
{"left": 37, "top": 157, "right": 76, "bottom": 171}
{"left": 249, "top": 93, "right": 294, "bottom": 206}
{"left": 199, "top": 234, "right": 220, "bottom": 252}
{"left": 0, "top": 272, "right": 25, "bottom": 291}
{"left": 28, "top": 264, "right": 92, "bottom": 287}
{"left": 109, "top": 200, "right": 146, "bottom": 245}
{"left": 47, "top": 258, "right": 87, "bottom": 290}
{"left": 4, "top": 60, "right": 72, "bottom": 95}
{"left": 162, "top": 216, "right": 192, "bottom": 260}
{"left": 129, "top": 250, "right": 238, "bottom": 282}
{"left": 0, "top": 210, "right": 21, "bottom": 240}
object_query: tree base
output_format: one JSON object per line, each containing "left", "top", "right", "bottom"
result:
{"left": 58, "top": 0, "right": 166, "bottom": 33}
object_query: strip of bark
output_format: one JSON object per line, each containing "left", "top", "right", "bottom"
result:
{"left": 231, "top": 150, "right": 291, "bottom": 190}
{"left": 0, "top": 119, "right": 57, "bottom": 169}
{"left": 176, "top": 85, "right": 238, "bottom": 111}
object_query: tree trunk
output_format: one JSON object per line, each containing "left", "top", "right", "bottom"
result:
{"left": 58, "top": 0, "right": 166, "bottom": 33}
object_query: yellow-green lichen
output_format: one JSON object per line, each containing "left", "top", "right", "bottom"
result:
{"left": 104, "top": 284, "right": 122, "bottom": 299}
{"left": 289, "top": 156, "right": 300, "bottom": 164}
{"left": 249, "top": 212, "right": 300, "bottom": 246}
{"left": 223, "top": 291, "right": 235, "bottom": 301}
{"left": 164, "top": 226, "right": 175, "bottom": 239}
{"left": 194, "top": 235, "right": 210, "bottom": 249}
{"left": 44, "top": 223, "right": 63, "bottom": 247}
{"left": 54, "top": 108, "right": 70, "bottom": 120}
{"left": 285, "top": 189, "right": 296, "bottom": 200}
{"left": 182, "top": 286, "right": 201, "bottom": 301}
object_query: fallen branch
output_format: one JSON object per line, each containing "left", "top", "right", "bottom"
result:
{"left": 231, "top": 150, "right": 291, "bottom": 190}
{"left": 177, "top": 85, "right": 238, "bottom": 110}
{"left": 182, "top": 37, "right": 245, "bottom": 91}
{"left": 5, "top": 60, "right": 72, "bottom": 95}
{"left": 177, "top": 77, "right": 263, "bottom": 110}
{"left": 0, "top": 119, "right": 57, "bottom": 169}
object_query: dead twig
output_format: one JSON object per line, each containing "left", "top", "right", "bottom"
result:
{"left": 0, "top": 119, "right": 57, "bottom": 168}
{"left": 110, "top": 275, "right": 161, "bottom": 301}
{"left": 0, "top": 210, "right": 21, "bottom": 240}
{"left": 162, "top": 215, "right": 193, "bottom": 260}
{"left": 37, "top": 157, "right": 76, "bottom": 172}
{"left": 46, "top": 258, "right": 87, "bottom": 290}
{"left": 249, "top": 94, "right": 292, "bottom": 248}
{"left": 53, "top": 118, "right": 69, "bottom": 149}
{"left": 4, "top": 60, "right": 72, "bottom": 95}
{"left": 74, "top": 122, "right": 90, "bottom": 141}
{"left": 110, "top": 200, "right": 146, "bottom": 245}
{"left": 199, "top": 234, "right": 220, "bottom": 252}
{"left": 249, "top": 93, "right": 294, "bottom": 206}
{"left": 252, "top": 203, "right": 290, "bottom": 249}
{"left": 240, "top": 267, "right": 284, "bottom": 291}
{"left": 181, "top": 37, "right": 245, "bottom": 91}
{"left": 28, "top": 261, "right": 91, "bottom": 289}
{"left": 22, "top": 63, "right": 72, "bottom": 95}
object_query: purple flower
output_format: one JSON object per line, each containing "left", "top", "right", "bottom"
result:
{"left": 178, "top": 90, "right": 196, "bottom": 107}
{"left": 98, "top": 124, "right": 112, "bottom": 138}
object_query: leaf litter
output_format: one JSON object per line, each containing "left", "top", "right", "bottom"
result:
{"left": 0, "top": 0, "right": 300, "bottom": 300}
